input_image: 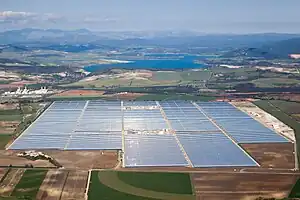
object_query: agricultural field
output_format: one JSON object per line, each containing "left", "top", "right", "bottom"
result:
{"left": 36, "top": 170, "right": 69, "bottom": 200}
{"left": 135, "top": 94, "right": 216, "bottom": 101}
{"left": 88, "top": 171, "right": 194, "bottom": 200}
{"left": 0, "top": 169, "right": 25, "bottom": 196}
{"left": 251, "top": 78, "right": 300, "bottom": 88}
{"left": 289, "top": 179, "right": 300, "bottom": 199}
{"left": 192, "top": 172, "right": 298, "bottom": 200}
{"left": 11, "top": 169, "right": 47, "bottom": 199}
{"left": 62, "top": 69, "right": 213, "bottom": 89}
{"left": 0, "top": 103, "right": 44, "bottom": 150}
{"left": 267, "top": 100, "right": 300, "bottom": 122}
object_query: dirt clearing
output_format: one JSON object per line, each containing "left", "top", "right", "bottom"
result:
{"left": 0, "top": 150, "right": 52, "bottom": 168}
{"left": 44, "top": 150, "right": 118, "bottom": 170}
{"left": 241, "top": 143, "right": 295, "bottom": 169}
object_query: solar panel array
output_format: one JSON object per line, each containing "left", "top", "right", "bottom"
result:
{"left": 177, "top": 133, "right": 257, "bottom": 167}
{"left": 160, "top": 101, "right": 219, "bottom": 132}
{"left": 124, "top": 134, "right": 188, "bottom": 167}
{"left": 76, "top": 100, "right": 122, "bottom": 132}
{"left": 196, "top": 102, "right": 288, "bottom": 143}
{"left": 124, "top": 109, "right": 168, "bottom": 130}
{"left": 9, "top": 100, "right": 290, "bottom": 168}
{"left": 9, "top": 100, "right": 123, "bottom": 150}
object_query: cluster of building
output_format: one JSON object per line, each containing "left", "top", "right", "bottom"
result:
{"left": 2, "top": 87, "right": 52, "bottom": 98}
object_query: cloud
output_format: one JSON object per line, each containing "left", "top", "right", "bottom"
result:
{"left": 0, "top": 11, "right": 64, "bottom": 25}
{"left": 83, "top": 16, "right": 119, "bottom": 23}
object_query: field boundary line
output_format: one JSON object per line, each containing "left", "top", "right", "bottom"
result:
{"left": 58, "top": 170, "right": 69, "bottom": 200}
{"left": 85, "top": 169, "right": 92, "bottom": 200}
{"left": 192, "top": 102, "right": 261, "bottom": 167}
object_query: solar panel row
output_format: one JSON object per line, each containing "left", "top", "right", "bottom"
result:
{"left": 196, "top": 102, "right": 288, "bottom": 143}
{"left": 10, "top": 132, "right": 122, "bottom": 150}
{"left": 124, "top": 134, "right": 188, "bottom": 167}
{"left": 160, "top": 102, "right": 219, "bottom": 132}
{"left": 124, "top": 109, "right": 168, "bottom": 131}
{"left": 177, "top": 133, "right": 258, "bottom": 167}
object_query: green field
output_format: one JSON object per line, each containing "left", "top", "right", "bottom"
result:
{"left": 252, "top": 78, "right": 300, "bottom": 88}
{"left": 179, "top": 71, "right": 212, "bottom": 81}
{"left": 117, "top": 172, "right": 193, "bottom": 194}
{"left": 64, "top": 69, "right": 213, "bottom": 89}
{"left": 0, "top": 135, "right": 12, "bottom": 149}
{"left": 88, "top": 171, "right": 195, "bottom": 200}
{"left": 136, "top": 94, "right": 216, "bottom": 101}
{"left": 268, "top": 100, "right": 300, "bottom": 121}
{"left": 289, "top": 179, "right": 300, "bottom": 198}
{"left": 88, "top": 171, "right": 158, "bottom": 200}
{"left": 11, "top": 170, "right": 47, "bottom": 199}
{"left": 0, "top": 115, "right": 22, "bottom": 121}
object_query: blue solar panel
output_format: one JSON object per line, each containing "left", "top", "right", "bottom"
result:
{"left": 9, "top": 135, "right": 70, "bottom": 150}
{"left": 197, "top": 102, "right": 288, "bottom": 143}
{"left": 124, "top": 134, "right": 188, "bottom": 167}
{"left": 66, "top": 133, "right": 122, "bottom": 150}
{"left": 177, "top": 133, "right": 258, "bottom": 167}
{"left": 124, "top": 101, "right": 157, "bottom": 107}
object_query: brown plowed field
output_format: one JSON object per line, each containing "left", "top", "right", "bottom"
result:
{"left": 0, "top": 168, "right": 25, "bottom": 196}
{"left": 36, "top": 170, "right": 68, "bottom": 200}
{"left": 44, "top": 150, "right": 118, "bottom": 170}
{"left": 61, "top": 170, "right": 88, "bottom": 200}
{"left": 54, "top": 90, "right": 105, "bottom": 97}
{"left": 192, "top": 173, "right": 298, "bottom": 200}
{"left": 0, "top": 121, "right": 20, "bottom": 134}
{"left": 0, "top": 168, "right": 7, "bottom": 181}
{"left": 0, "top": 150, "right": 52, "bottom": 168}
{"left": 0, "top": 104, "right": 19, "bottom": 110}
{"left": 241, "top": 143, "right": 295, "bottom": 169}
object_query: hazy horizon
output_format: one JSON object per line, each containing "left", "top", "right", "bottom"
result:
{"left": 1, "top": 0, "right": 300, "bottom": 34}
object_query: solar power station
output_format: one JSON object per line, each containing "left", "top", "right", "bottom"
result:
{"left": 8, "top": 100, "right": 290, "bottom": 168}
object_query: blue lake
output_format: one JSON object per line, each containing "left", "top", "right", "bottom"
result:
{"left": 84, "top": 55, "right": 214, "bottom": 72}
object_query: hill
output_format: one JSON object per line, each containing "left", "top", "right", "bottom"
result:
{"left": 223, "top": 37, "right": 300, "bottom": 59}
{"left": 0, "top": 29, "right": 299, "bottom": 49}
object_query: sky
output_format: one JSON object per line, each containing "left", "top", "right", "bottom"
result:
{"left": 1, "top": 0, "right": 300, "bottom": 33}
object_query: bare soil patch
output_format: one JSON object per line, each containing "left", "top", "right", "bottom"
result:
{"left": 241, "top": 143, "right": 295, "bottom": 169}
{"left": 0, "top": 121, "right": 20, "bottom": 134}
{"left": 36, "top": 170, "right": 68, "bottom": 200}
{"left": 0, "top": 104, "right": 19, "bottom": 110}
{"left": 44, "top": 150, "right": 118, "bottom": 170}
{"left": 61, "top": 170, "right": 88, "bottom": 200}
{"left": 192, "top": 173, "right": 298, "bottom": 200}
{"left": 53, "top": 90, "right": 105, "bottom": 97}
{"left": 0, "top": 150, "right": 52, "bottom": 168}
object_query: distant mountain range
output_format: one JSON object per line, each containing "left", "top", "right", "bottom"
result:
{"left": 1, "top": 28, "right": 300, "bottom": 49}
{"left": 222, "top": 37, "right": 300, "bottom": 59}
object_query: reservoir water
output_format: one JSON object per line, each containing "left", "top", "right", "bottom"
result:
{"left": 84, "top": 54, "right": 214, "bottom": 72}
